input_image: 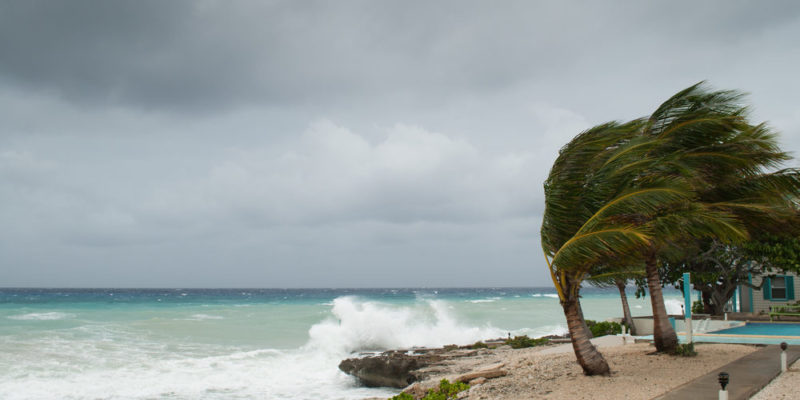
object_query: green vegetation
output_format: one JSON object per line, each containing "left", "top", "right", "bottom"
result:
{"left": 505, "top": 335, "right": 549, "bottom": 349}
{"left": 586, "top": 320, "right": 622, "bottom": 337}
{"left": 663, "top": 230, "right": 800, "bottom": 316}
{"left": 389, "top": 379, "right": 469, "bottom": 400}
{"left": 541, "top": 82, "right": 800, "bottom": 374}
{"left": 691, "top": 300, "right": 705, "bottom": 315}
{"left": 470, "top": 341, "right": 488, "bottom": 349}
{"left": 673, "top": 343, "right": 698, "bottom": 357}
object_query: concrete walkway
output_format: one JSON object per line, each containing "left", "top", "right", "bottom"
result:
{"left": 655, "top": 344, "right": 800, "bottom": 400}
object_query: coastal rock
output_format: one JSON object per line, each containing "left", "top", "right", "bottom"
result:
{"left": 338, "top": 351, "right": 444, "bottom": 388}
{"left": 339, "top": 343, "right": 523, "bottom": 392}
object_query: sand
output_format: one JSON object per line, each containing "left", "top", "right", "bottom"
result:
{"left": 750, "top": 358, "right": 800, "bottom": 400}
{"left": 398, "top": 337, "right": 759, "bottom": 400}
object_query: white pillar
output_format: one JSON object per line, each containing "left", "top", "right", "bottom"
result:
{"left": 719, "top": 390, "right": 728, "bottom": 400}
{"left": 781, "top": 342, "right": 788, "bottom": 373}
{"left": 781, "top": 351, "right": 787, "bottom": 372}
{"left": 686, "top": 318, "right": 693, "bottom": 343}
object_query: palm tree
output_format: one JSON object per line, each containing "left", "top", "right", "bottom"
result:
{"left": 629, "top": 83, "right": 798, "bottom": 352}
{"left": 542, "top": 83, "right": 788, "bottom": 368}
{"left": 542, "top": 120, "right": 693, "bottom": 374}
{"left": 587, "top": 264, "right": 645, "bottom": 335}
{"left": 541, "top": 82, "right": 800, "bottom": 368}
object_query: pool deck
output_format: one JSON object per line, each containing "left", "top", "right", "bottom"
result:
{"left": 655, "top": 344, "right": 800, "bottom": 400}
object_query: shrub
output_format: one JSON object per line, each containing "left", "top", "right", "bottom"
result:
{"left": 505, "top": 335, "right": 549, "bottom": 349}
{"left": 587, "top": 321, "right": 622, "bottom": 337}
{"left": 691, "top": 300, "right": 704, "bottom": 314}
{"left": 390, "top": 379, "right": 469, "bottom": 400}
{"left": 673, "top": 343, "right": 697, "bottom": 357}
{"left": 424, "top": 379, "right": 470, "bottom": 400}
{"left": 470, "top": 341, "right": 488, "bottom": 349}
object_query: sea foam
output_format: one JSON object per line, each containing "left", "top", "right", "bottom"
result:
{"left": 467, "top": 297, "right": 501, "bottom": 303}
{"left": 306, "top": 296, "right": 505, "bottom": 354}
{"left": 7, "top": 312, "right": 75, "bottom": 321}
{"left": 186, "top": 314, "right": 225, "bottom": 320}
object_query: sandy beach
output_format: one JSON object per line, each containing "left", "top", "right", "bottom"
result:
{"left": 385, "top": 337, "right": 760, "bottom": 400}
{"left": 467, "top": 343, "right": 754, "bottom": 399}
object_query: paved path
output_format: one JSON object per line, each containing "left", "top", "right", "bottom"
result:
{"left": 655, "top": 344, "right": 800, "bottom": 400}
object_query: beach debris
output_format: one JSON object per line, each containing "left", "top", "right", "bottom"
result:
{"left": 455, "top": 362, "right": 507, "bottom": 383}
{"left": 468, "top": 376, "right": 487, "bottom": 386}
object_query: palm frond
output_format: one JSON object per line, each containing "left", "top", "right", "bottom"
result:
{"left": 551, "top": 226, "right": 652, "bottom": 272}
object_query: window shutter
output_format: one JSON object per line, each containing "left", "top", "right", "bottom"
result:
{"left": 787, "top": 276, "right": 795, "bottom": 300}
{"left": 763, "top": 278, "right": 772, "bottom": 300}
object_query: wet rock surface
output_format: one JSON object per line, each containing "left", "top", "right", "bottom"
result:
{"left": 338, "top": 347, "right": 480, "bottom": 388}
{"left": 338, "top": 350, "right": 437, "bottom": 388}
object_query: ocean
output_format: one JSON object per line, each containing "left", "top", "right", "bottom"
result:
{"left": 0, "top": 287, "right": 683, "bottom": 400}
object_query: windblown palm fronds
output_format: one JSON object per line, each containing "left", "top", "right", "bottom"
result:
{"left": 541, "top": 82, "right": 798, "bottom": 369}
{"left": 541, "top": 120, "right": 693, "bottom": 374}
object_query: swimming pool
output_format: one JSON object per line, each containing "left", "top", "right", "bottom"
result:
{"left": 639, "top": 322, "right": 800, "bottom": 344}
{"left": 669, "top": 322, "right": 800, "bottom": 345}
{"left": 711, "top": 322, "right": 800, "bottom": 336}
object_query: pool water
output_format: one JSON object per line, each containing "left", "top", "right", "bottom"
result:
{"left": 712, "top": 323, "right": 800, "bottom": 337}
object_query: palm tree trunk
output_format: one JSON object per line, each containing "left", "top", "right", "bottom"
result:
{"left": 576, "top": 298, "right": 593, "bottom": 338}
{"left": 562, "top": 296, "right": 610, "bottom": 375}
{"left": 645, "top": 249, "right": 678, "bottom": 352}
{"left": 615, "top": 278, "right": 637, "bottom": 335}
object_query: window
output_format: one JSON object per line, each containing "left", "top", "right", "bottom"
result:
{"left": 772, "top": 276, "right": 787, "bottom": 299}
{"left": 763, "top": 275, "right": 795, "bottom": 301}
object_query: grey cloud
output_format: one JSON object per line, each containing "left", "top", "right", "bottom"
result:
{"left": 3, "top": 1, "right": 798, "bottom": 113}
{"left": 139, "top": 121, "right": 546, "bottom": 227}
{"left": 2, "top": 1, "right": 800, "bottom": 287}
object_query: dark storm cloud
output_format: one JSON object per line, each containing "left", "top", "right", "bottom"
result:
{"left": 2, "top": 0, "right": 558, "bottom": 111}
{"left": 3, "top": 1, "right": 797, "bottom": 113}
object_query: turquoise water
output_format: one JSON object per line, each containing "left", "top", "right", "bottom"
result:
{"left": 712, "top": 322, "right": 800, "bottom": 336}
{"left": 0, "top": 287, "right": 683, "bottom": 400}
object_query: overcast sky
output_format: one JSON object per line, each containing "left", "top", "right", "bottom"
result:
{"left": 2, "top": 1, "right": 800, "bottom": 288}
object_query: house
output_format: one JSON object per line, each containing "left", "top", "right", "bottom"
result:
{"left": 737, "top": 272, "right": 798, "bottom": 313}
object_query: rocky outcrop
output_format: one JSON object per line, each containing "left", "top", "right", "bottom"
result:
{"left": 338, "top": 344, "right": 515, "bottom": 391}
{"left": 338, "top": 350, "right": 446, "bottom": 388}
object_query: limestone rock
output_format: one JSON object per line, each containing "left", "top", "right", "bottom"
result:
{"left": 338, "top": 351, "right": 444, "bottom": 388}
